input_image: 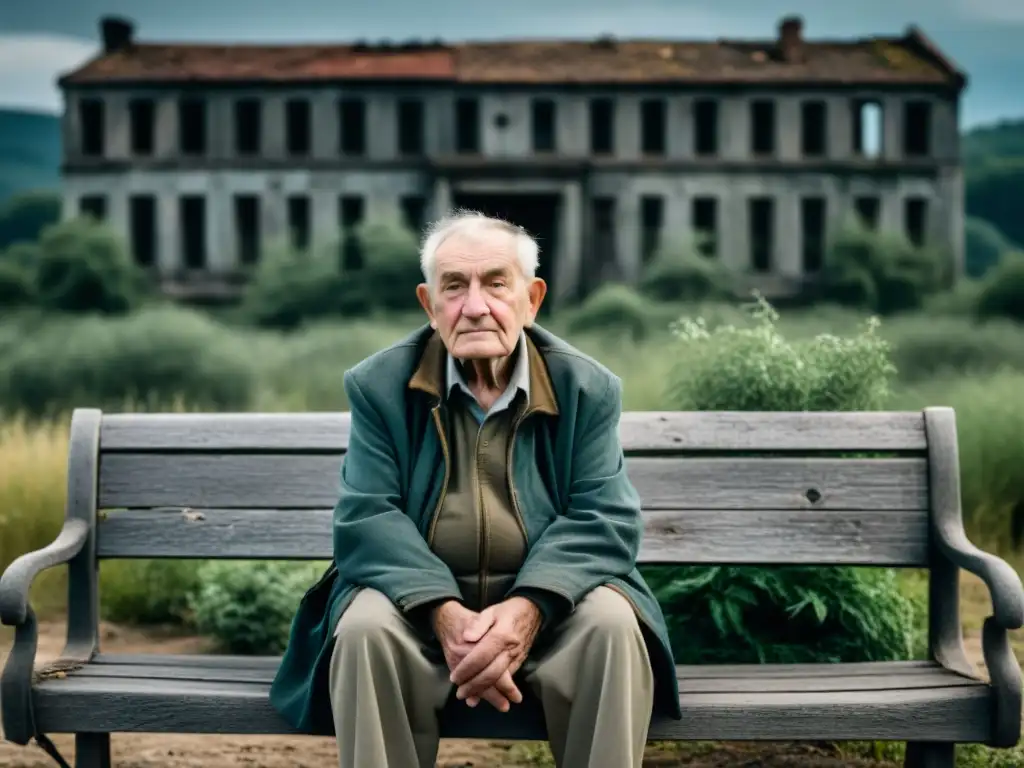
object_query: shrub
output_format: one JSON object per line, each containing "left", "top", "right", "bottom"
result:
{"left": 239, "top": 242, "right": 368, "bottom": 330}
{"left": 975, "top": 251, "right": 1024, "bottom": 323}
{"left": 885, "top": 315, "right": 1024, "bottom": 381}
{"left": 965, "top": 216, "right": 1016, "bottom": 279}
{"left": 638, "top": 237, "right": 733, "bottom": 302}
{"left": 666, "top": 296, "right": 896, "bottom": 411}
{"left": 33, "top": 217, "right": 147, "bottom": 314}
{"left": 651, "top": 296, "right": 917, "bottom": 664}
{"left": 100, "top": 560, "right": 202, "bottom": 626}
{"left": 356, "top": 217, "right": 423, "bottom": 312}
{"left": 0, "top": 191, "right": 61, "bottom": 250}
{"left": 821, "top": 221, "right": 947, "bottom": 315}
{"left": 0, "top": 307, "right": 256, "bottom": 417}
{"left": 189, "top": 561, "right": 328, "bottom": 654}
{"left": 565, "top": 283, "right": 654, "bottom": 340}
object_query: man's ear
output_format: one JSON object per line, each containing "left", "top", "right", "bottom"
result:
{"left": 416, "top": 283, "right": 437, "bottom": 328}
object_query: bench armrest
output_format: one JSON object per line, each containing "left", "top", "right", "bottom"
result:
{"left": 0, "top": 518, "right": 90, "bottom": 626}
{"left": 932, "top": 522, "right": 1024, "bottom": 631}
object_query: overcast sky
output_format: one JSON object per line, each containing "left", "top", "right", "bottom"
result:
{"left": 1, "top": 0, "right": 1022, "bottom": 128}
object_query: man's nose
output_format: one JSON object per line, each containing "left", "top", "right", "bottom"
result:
{"left": 462, "top": 284, "right": 489, "bottom": 316}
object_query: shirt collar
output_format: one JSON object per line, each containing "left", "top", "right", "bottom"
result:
{"left": 446, "top": 329, "right": 530, "bottom": 404}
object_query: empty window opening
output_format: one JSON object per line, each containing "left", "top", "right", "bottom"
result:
{"left": 287, "top": 195, "right": 311, "bottom": 252}
{"left": 398, "top": 100, "right": 424, "bottom": 156}
{"left": 640, "top": 99, "right": 666, "bottom": 155}
{"left": 400, "top": 195, "right": 426, "bottom": 235}
{"left": 339, "top": 195, "right": 365, "bottom": 269}
{"left": 286, "top": 99, "right": 311, "bottom": 156}
{"left": 693, "top": 100, "right": 718, "bottom": 156}
{"left": 692, "top": 197, "right": 717, "bottom": 257}
{"left": 903, "top": 100, "right": 931, "bottom": 157}
{"left": 640, "top": 195, "right": 663, "bottom": 264}
{"left": 455, "top": 98, "right": 480, "bottom": 153}
{"left": 79, "top": 99, "right": 104, "bottom": 156}
{"left": 852, "top": 100, "right": 883, "bottom": 158}
{"left": 853, "top": 196, "right": 880, "bottom": 230}
{"left": 589, "top": 98, "right": 614, "bottom": 155}
{"left": 129, "top": 99, "right": 155, "bottom": 156}
{"left": 129, "top": 195, "right": 156, "bottom": 267}
{"left": 79, "top": 194, "right": 107, "bottom": 221}
{"left": 801, "top": 197, "right": 827, "bottom": 273}
{"left": 749, "top": 197, "right": 774, "bottom": 272}
{"left": 234, "top": 195, "right": 260, "bottom": 266}
{"left": 180, "top": 195, "right": 206, "bottom": 269}
{"left": 801, "top": 100, "right": 827, "bottom": 157}
{"left": 590, "top": 197, "right": 616, "bottom": 288}
{"left": 179, "top": 98, "right": 206, "bottom": 155}
{"left": 751, "top": 100, "right": 776, "bottom": 155}
{"left": 532, "top": 99, "right": 556, "bottom": 153}
{"left": 339, "top": 98, "right": 366, "bottom": 155}
{"left": 235, "top": 99, "right": 261, "bottom": 155}
{"left": 905, "top": 197, "right": 928, "bottom": 247}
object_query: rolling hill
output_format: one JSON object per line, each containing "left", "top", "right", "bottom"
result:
{"left": 0, "top": 108, "right": 61, "bottom": 204}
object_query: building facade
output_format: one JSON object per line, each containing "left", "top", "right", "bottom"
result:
{"left": 58, "top": 16, "right": 967, "bottom": 304}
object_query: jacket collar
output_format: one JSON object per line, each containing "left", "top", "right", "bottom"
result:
{"left": 409, "top": 326, "right": 559, "bottom": 416}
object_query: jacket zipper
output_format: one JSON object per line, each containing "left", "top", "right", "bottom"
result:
{"left": 506, "top": 403, "right": 532, "bottom": 546}
{"left": 426, "top": 403, "right": 451, "bottom": 547}
{"left": 474, "top": 423, "right": 488, "bottom": 611}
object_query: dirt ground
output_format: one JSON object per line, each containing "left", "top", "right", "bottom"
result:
{"left": 0, "top": 573, "right": 1009, "bottom": 767}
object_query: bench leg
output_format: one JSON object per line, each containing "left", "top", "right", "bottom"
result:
{"left": 75, "top": 733, "right": 111, "bottom": 768}
{"left": 904, "top": 742, "right": 954, "bottom": 768}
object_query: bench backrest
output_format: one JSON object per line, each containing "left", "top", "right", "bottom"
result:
{"left": 78, "top": 408, "right": 959, "bottom": 568}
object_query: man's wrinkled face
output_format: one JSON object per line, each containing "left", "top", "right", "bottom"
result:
{"left": 416, "top": 227, "right": 546, "bottom": 360}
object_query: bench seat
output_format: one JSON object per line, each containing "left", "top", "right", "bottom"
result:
{"left": 34, "top": 654, "right": 992, "bottom": 743}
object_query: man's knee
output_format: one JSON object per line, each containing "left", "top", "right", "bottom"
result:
{"left": 571, "top": 586, "right": 645, "bottom": 645}
{"left": 332, "top": 588, "right": 402, "bottom": 647}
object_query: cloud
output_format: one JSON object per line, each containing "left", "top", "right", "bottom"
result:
{"left": 953, "top": 0, "right": 1024, "bottom": 24}
{"left": 0, "top": 34, "right": 97, "bottom": 114}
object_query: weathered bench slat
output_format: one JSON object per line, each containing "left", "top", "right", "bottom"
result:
{"left": 98, "top": 411, "right": 928, "bottom": 453}
{"left": 32, "top": 674, "right": 990, "bottom": 742}
{"left": 88, "top": 653, "right": 940, "bottom": 677}
{"left": 96, "top": 506, "right": 930, "bottom": 565}
{"left": 67, "top": 662, "right": 981, "bottom": 693}
{"left": 97, "top": 455, "right": 929, "bottom": 511}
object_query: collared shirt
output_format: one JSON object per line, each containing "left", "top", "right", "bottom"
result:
{"left": 446, "top": 329, "right": 530, "bottom": 424}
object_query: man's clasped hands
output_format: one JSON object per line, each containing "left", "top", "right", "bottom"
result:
{"left": 431, "top": 596, "right": 543, "bottom": 712}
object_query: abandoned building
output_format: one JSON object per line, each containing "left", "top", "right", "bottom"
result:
{"left": 58, "top": 15, "right": 967, "bottom": 303}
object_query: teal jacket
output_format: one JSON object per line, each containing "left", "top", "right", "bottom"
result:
{"left": 269, "top": 323, "right": 681, "bottom": 733}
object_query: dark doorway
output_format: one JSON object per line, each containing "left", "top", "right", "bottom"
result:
{"left": 451, "top": 193, "right": 560, "bottom": 311}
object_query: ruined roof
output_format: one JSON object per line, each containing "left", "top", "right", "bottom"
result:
{"left": 59, "top": 18, "right": 966, "bottom": 89}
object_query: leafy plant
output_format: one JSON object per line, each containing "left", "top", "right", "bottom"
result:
{"left": 652, "top": 296, "right": 915, "bottom": 664}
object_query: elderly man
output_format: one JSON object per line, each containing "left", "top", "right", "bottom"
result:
{"left": 270, "top": 211, "right": 680, "bottom": 767}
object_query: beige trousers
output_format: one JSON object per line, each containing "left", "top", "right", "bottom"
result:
{"left": 328, "top": 585, "right": 655, "bottom": 768}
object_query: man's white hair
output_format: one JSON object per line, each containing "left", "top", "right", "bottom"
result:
{"left": 419, "top": 209, "right": 540, "bottom": 288}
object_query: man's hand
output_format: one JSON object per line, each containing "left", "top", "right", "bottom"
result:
{"left": 449, "top": 596, "right": 542, "bottom": 705}
{"left": 431, "top": 600, "right": 523, "bottom": 712}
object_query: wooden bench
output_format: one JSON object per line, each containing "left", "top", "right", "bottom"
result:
{"left": 2, "top": 406, "right": 1022, "bottom": 768}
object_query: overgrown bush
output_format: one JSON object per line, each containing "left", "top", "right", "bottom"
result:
{"left": 239, "top": 242, "right": 369, "bottom": 330}
{"left": 565, "top": 283, "right": 654, "bottom": 340}
{"left": 886, "top": 315, "right": 1024, "bottom": 381}
{"left": 965, "top": 216, "right": 1016, "bottom": 279}
{"left": 0, "top": 191, "right": 61, "bottom": 250}
{"left": 356, "top": 218, "right": 423, "bottom": 312}
{"left": 975, "top": 251, "right": 1024, "bottom": 323}
{"left": 821, "top": 221, "right": 947, "bottom": 315}
{"left": 638, "top": 237, "right": 733, "bottom": 302}
{"left": 648, "top": 297, "right": 918, "bottom": 664}
{"left": 189, "top": 561, "right": 328, "bottom": 654}
{"left": 32, "top": 217, "right": 147, "bottom": 314}
{"left": 100, "top": 560, "right": 202, "bottom": 626}
{"left": 0, "top": 306, "right": 256, "bottom": 417}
